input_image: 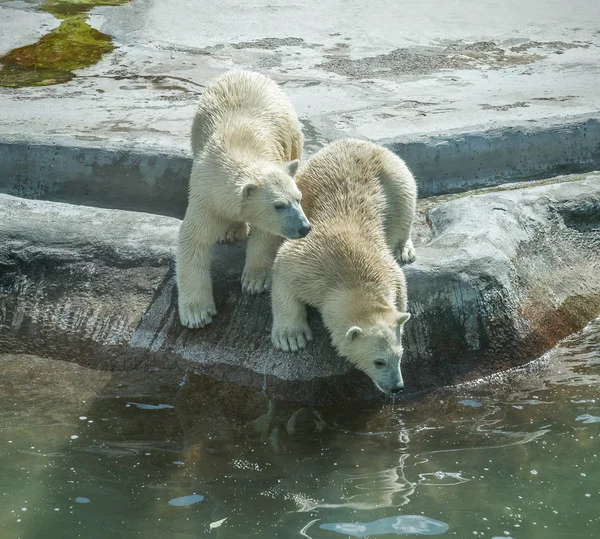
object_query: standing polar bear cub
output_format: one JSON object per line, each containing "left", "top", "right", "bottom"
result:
{"left": 271, "top": 139, "right": 417, "bottom": 394}
{"left": 177, "top": 70, "right": 310, "bottom": 328}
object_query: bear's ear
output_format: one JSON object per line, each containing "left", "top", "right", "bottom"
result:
{"left": 286, "top": 159, "right": 300, "bottom": 178}
{"left": 396, "top": 312, "right": 411, "bottom": 327}
{"left": 242, "top": 183, "right": 257, "bottom": 200}
{"left": 345, "top": 326, "right": 363, "bottom": 342}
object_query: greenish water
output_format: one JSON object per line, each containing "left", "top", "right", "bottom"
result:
{"left": 1, "top": 318, "right": 599, "bottom": 538}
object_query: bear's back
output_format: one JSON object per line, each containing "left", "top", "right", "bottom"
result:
{"left": 296, "top": 139, "right": 387, "bottom": 230}
{"left": 277, "top": 139, "right": 399, "bottom": 299}
{"left": 191, "top": 71, "right": 298, "bottom": 158}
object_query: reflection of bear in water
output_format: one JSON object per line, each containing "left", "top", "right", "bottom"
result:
{"left": 271, "top": 139, "right": 417, "bottom": 395}
{"left": 177, "top": 374, "right": 325, "bottom": 468}
{"left": 172, "top": 374, "right": 415, "bottom": 537}
{"left": 177, "top": 70, "right": 309, "bottom": 329}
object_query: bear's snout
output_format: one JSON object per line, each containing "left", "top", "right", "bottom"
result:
{"left": 390, "top": 383, "right": 404, "bottom": 394}
{"left": 282, "top": 206, "right": 311, "bottom": 239}
{"left": 298, "top": 223, "right": 311, "bottom": 238}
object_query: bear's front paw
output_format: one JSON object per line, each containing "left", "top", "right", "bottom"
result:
{"left": 272, "top": 323, "right": 313, "bottom": 352}
{"left": 217, "top": 222, "right": 249, "bottom": 244}
{"left": 241, "top": 268, "right": 272, "bottom": 294}
{"left": 396, "top": 239, "right": 416, "bottom": 264}
{"left": 179, "top": 300, "right": 217, "bottom": 329}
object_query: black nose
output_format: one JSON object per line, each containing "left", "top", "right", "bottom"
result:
{"left": 298, "top": 224, "right": 311, "bottom": 237}
{"left": 390, "top": 385, "right": 404, "bottom": 394}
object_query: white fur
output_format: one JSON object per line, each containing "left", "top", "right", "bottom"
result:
{"left": 270, "top": 139, "right": 417, "bottom": 394}
{"left": 177, "top": 70, "right": 307, "bottom": 328}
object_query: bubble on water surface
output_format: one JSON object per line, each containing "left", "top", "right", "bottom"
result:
{"left": 576, "top": 414, "right": 600, "bottom": 424}
{"left": 419, "top": 471, "right": 470, "bottom": 486}
{"left": 459, "top": 399, "right": 483, "bottom": 407}
{"left": 127, "top": 402, "right": 175, "bottom": 410}
{"left": 167, "top": 494, "right": 204, "bottom": 507}
{"left": 319, "top": 515, "right": 449, "bottom": 536}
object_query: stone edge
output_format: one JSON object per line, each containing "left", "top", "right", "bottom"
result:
{"left": 1, "top": 114, "right": 599, "bottom": 218}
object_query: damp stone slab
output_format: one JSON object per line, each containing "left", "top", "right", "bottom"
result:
{"left": 1, "top": 173, "right": 599, "bottom": 406}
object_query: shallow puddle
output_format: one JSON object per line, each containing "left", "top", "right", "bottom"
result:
{"left": 0, "top": 318, "right": 599, "bottom": 538}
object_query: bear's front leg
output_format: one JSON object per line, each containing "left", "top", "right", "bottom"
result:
{"left": 271, "top": 279, "right": 312, "bottom": 352}
{"left": 217, "top": 221, "right": 249, "bottom": 244}
{"left": 242, "top": 228, "right": 283, "bottom": 294}
{"left": 176, "top": 211, "right": 219, "bottom": 328}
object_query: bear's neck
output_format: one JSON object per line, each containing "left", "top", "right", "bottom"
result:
{"left": 207, "top": 118, "right": 283, "bottom": 200}
{"left": 202, "top": 137, "right": 276, "bottom": 218}
{"left": 322, "top": 286, "right": 398, "bottom": 350}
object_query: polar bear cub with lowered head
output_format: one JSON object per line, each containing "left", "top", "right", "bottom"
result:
{"left": 177, "top": 70, "right": 310, "bottom": 329}
{"left": 271, "top": 139, "right": 417, "bottom": 394}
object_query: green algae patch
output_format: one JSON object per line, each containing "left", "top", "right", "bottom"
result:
{"left": 42, "top": 0, "right": 130, "bottom": 19}
{"left": 0, "top": 15, "right": 113, "bottom": 87}
{"left": 0, "top": 0, "right": 130, "bottom": 88}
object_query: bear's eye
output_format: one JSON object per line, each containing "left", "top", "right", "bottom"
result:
{"left": 374, "top": 360, "right": 387, "bottom": 368}
{"left": 274, "top": 203, "right": 287, "bottom": 211}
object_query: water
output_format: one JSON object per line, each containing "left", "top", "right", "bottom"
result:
{"left": 1, "top": 319, "right": 599, "bottom": 539}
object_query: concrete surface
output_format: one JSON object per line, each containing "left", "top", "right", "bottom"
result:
{"left": 1, "top": 0, "right": 600, "bottom": 198}
{"left": 0, "top": 5, "right": 59, "bottom": 56}
{"left": 2, "top": 118, "right": 599, "bottom": 217}
{"left": 2, "top": 173, "right": 599, "bottom": 406}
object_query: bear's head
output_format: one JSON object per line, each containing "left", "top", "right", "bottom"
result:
{"left": 340, "top": 312, "right": 411, "bottom": 395}
{"left": 240, "top": 160, "right": 311, "bottom": 239}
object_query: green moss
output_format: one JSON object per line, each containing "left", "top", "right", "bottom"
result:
{"left": 42, "top": 0, "right": 130, "bottom": 19}
{"left": 0, "top": 0, "right": 130, "bottom": 88}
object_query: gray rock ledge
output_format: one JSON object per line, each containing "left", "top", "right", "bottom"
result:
{"left": 1, "top": 174, "right": 599, "bottom": 406}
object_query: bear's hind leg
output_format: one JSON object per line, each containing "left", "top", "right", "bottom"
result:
{"left": 271, "top": 278, "right": 312, "bottom": 352}
{"left": 379, "top": 152, "right": 417, "bottom": 264}
{"left": 395, "top": 238, "right": 416, "bottom": 264}
{"left": 385, "top": 205, "right": 416, "bottom": 264}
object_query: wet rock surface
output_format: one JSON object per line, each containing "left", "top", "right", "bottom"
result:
{"left": 1, "top": 173, "right": 599, "bottom": 406}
